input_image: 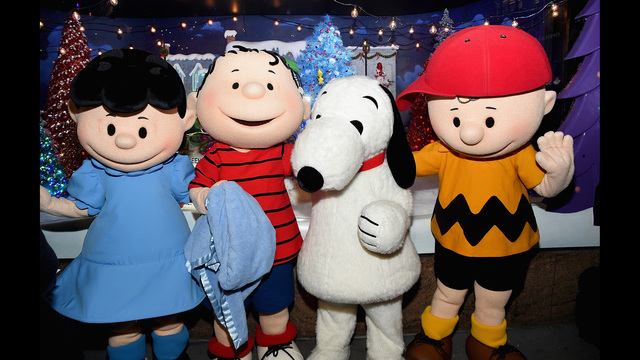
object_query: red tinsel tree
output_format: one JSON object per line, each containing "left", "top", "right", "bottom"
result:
{"left": 406, "top": 10, "right": 455, "bottom": 151}
{"left": 406, "top": 58, "right": 438, "bottom": 151}
{"left": 41, "top": 14, "right": 91, "bottom": 179}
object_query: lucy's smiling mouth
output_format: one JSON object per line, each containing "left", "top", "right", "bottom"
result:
{"left": 230, "top": 117, "right": 274, "bottom": 126}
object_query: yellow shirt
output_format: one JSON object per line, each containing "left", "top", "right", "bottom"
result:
{"left": 414, "top": 141, "right": 545, "bottom": 257}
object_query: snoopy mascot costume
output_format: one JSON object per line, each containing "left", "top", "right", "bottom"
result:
{"left": 292, "top": 76, "right": 421, "bottom": 360}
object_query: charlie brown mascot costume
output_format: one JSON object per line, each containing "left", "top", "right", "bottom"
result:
{"left": 188, "top": 46, "right": 310, "bottom": 360}
{"left": 396, "top": 25, "right": 575, "bottom": 360}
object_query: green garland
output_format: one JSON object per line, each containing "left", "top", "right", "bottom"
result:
{"left": 351, "top": 51, "right": 398, "bottom": 60}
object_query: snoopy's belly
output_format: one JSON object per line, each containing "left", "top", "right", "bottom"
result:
{"left": 297, "top": 181, "right": 421, "bottom": 304}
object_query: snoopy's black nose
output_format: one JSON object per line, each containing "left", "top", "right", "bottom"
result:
{"left": 297, "top": 166, "right": 324, "bottom": 193}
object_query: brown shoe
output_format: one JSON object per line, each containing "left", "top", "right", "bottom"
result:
{"left": 404, "top": 331, "right": 452, "bottom": 360}
{"left": 465, "top": 335, "right": 526, "bottom": 360}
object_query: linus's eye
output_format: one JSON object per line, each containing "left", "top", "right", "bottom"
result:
{"left": 138, "top": 127, "right": 147, "bottom": 139}
{"left": 232, "top": 82, "right": 239, "bottom": 89}
{"left": 107, "top": 124, "right": 116, "bottom": 136}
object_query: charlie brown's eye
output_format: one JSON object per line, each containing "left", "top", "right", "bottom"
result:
{"left": 232, "top": 82, "right": 239, "bottom": 89}
{"left": 485, "top": 117, "right": 495, "bottom": 128}
{"left": 453, "top": 117, "right": 461, "bottom": 128}
{"left": 107, "top": 124, "right": 116, "bottom": 136}
{"left": 267, "top": 83, "right": 274, "bottom": 91}
{"left": 138, "top": 127, "right": 147, "bottom": 139}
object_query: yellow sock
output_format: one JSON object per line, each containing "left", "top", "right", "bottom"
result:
{"left": 421, "top": 306, "right": 459, "bottom": 340}
{"left": 470, "top": 313, "right": 507, "bottom": 348}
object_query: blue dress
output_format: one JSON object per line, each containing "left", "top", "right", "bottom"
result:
{"left": 45, "top": 155, "right": 205, "bottom": 323}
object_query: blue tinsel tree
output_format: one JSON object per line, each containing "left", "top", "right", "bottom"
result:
{"left": 292, "top": 15, "right": 355, "bottom": 140}
{"left": 40, "top": 120, "right": 68, "bottom": 198}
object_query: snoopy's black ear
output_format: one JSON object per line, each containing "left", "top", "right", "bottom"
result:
{"left": 379, "top": 85, "right": 416, "bottom": 189}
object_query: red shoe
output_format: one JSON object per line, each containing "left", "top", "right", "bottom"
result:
{"left": 404, "top": 331, "right": 452, "bottom": 360}
{"left": 465, "top": 335, "right": 526, "bottom": 360}
{"left": 207, "top": 336, "right": 253, "bottom": 360}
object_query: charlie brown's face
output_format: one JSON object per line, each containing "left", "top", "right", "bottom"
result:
{"left": 427, "top": 88, "right": 556, "bottom": 158}
{"left": 69, "top": 103, "right": 195, "bottom": 172}
{"left": 193, "top": 50, "right": 310, "bottom": 149}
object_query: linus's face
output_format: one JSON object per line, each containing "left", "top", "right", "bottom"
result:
{"left": 427, "top": 88, "right": 556, "bottom": 158}
{"left": 194, "top": 50, "right": 310, "bottom": 149}
{"left": 71, "top": 103, "right": 194, "bottom": 172}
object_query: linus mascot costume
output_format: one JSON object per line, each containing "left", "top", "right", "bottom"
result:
{"left": 396, "top": 25, "right": 575, "bottom": 360}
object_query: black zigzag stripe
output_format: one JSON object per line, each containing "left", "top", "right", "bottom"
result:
{"left": 433, "top": 194, "right": 538, "bottom": 246}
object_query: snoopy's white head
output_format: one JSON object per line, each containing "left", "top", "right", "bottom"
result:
{"left": 292, "top": 76, "right": 415, "bottom": 192}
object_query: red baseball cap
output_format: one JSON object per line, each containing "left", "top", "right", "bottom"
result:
{"left": 397, "top": 25, "right": 552, "bottom": 110}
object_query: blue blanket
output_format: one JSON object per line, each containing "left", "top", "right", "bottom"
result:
{"left": 184, "top": 181, "right": 275, "bottom": 349}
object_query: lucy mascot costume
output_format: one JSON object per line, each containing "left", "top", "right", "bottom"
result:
{"left": 187, "top": 45, "right": 310, "bottom": 360}
{"left": 39, "top": 49, "right": 204, "bottom": 360}
{"left": 291, "top": 76, "right": 421, "bottom": 360}
{"left": 396, "top": 25, "right": 575, "bottom": 360}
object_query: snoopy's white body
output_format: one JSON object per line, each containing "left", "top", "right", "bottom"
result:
{"left": 298, "top": 162, "right": 419, "bottom": 303}
{"left": 292, "top": 76, "right": 420, "bottom": 360}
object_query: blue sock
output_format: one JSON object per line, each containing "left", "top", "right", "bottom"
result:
{"left": 152, "top": 326, "right": 189, "bottom": 360}
{"left": 106, "top": 334, "right": 146, "bottom": 360}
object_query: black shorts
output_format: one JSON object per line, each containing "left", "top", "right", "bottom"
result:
{"left": 434, "top": 241, "right": 536, "bottom": 292}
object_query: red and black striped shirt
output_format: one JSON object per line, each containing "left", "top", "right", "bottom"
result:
{"left": 189, "top": 142, "right": 302, "bottom": 265}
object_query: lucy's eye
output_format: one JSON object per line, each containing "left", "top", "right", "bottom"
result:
{"left": 138, "top": 127, "right": 147, "bottom": 138}
{"left": 107, "top": 124, "right": 116, "bottom": 136}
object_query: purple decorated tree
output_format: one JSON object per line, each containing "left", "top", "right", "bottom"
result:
{"left": 544, "top": 0, "right": 599, "bottom": 218}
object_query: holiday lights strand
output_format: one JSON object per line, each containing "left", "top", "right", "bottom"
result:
{"left": 41, "top": 0, "right": 566, "bottom": 55}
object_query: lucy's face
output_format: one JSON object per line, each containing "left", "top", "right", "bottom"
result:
{"left": 72, "top": 104, "right": 193, "bottom": 172}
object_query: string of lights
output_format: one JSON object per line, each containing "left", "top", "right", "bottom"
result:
{"left": 40, "top": 0, "right": 566, "bottom": 55}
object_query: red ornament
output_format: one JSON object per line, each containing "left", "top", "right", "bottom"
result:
{"left": 41, "top": 15, "right": 91, "bottom": 179}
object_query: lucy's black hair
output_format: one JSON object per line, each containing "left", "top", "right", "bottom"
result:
{"left": 69, "top": 48, "right": 187, "bottom": 118}
{"left": 197, "top": 45, "right": 302, "bottom": 95}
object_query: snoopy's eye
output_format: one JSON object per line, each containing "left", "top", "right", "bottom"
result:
{"left": 363, "top": 96, "right": 378, "bottom": 109}
{"left": 350, "top": 120, "right": 363, "bottom": 135}
{"left": 315, "top": 114, "right": 321, "bottom": 119}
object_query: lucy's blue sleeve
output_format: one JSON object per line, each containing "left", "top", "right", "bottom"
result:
{"left": 171, "top": 154, "right": 196, "bottom": 204}
{"left": 67, "top": 160, "right": 105, "bottom": 216}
